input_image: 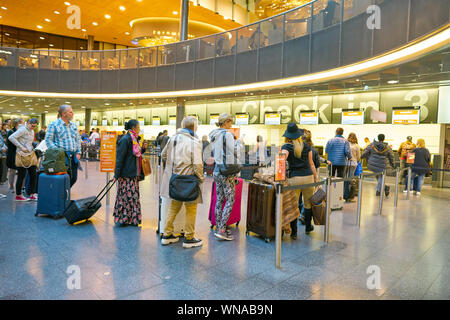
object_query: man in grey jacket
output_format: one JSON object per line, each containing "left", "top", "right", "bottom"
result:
{"left": 361, "top": 134, "right": 395, "bottom": 197}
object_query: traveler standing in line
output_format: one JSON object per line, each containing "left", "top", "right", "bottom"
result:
{"left": 361, "top": 134, "right": 395, "bottom": 197}
{"left": 36, "top": 125, "right": 47, "bottom": 143}
{"left": 364, "top": 137, "right": 371, "bottom": 149}
{"left": 281, "top": 124, "right": 318, "bottom": 238}
{"left": 159, "top": 130, "right": 170, "bottom": 152}
{"left": 411, "top": 139, "right": 431, "bottom": 196}
{"left": 209, "top": 113, "right": 239, "bottom": 241}
{"left": 202, "top": 135, "right": 210, "bottom": 152}
{"left": 0, "top": 126, "right": 7, "bottom": 198}
{"left": 297, "top": 129, "right": 329, "bottom": 225}
{"left": 89, "top": 128, "right": 100, "bottom": 146}
{"left": 45, "top": 105, "right": 82, "bottom": 187}
{"left": 252, "top": 135, "right": 269, "bottom": 166}
{"left": 160, "top": 116, "right": 204, "bottom": 248}
{"left": 325, "top": 127, "right": 352, "bottom": 177}
{"left": 113, "top": 120, "right": 148, "bottom": 227}
{"left": 344, "top": 133, "right": 361, "bottom": 202}
{"left": 8, "top": 118, "right": 39, "bottom": 202}
{"left": 6, "top": 118, "right": 24, "bottom": 193}
{"left": 398, "top": 136, "right": 416, "bottom": 192}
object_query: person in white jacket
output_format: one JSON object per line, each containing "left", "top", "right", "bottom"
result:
{"left": 8, "top": 118, "right": 39, "bottom": 202}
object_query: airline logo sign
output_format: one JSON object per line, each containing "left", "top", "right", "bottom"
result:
{"left": 392, "top": 110, "right": 420, "bottom": 125}
{"left": 100, "top": 132, "right": 117, "bottom": 173}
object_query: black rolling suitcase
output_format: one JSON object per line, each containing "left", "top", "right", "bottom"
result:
{"left": 64, "top": 178, "right": 116, "bottom": 224}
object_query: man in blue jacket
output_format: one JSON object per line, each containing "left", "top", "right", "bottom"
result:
{"left": 325, "top": 127, "right": 352, "bottom": 177}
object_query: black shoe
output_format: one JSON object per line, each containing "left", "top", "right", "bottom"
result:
{"left": 376, "top": 191, "right": 380, "bottom": 196}
{"left": 299, "top": 217, "right": 305, "bottom": 225}
{"left": 305, "top": 225, "right": 314, "bottom": 234}
{"left": 385, "top": 186, "right": 390, "bottom": 197}
{"left": 161, "top": 234, "right": 179, "bottom": 245}
{"left": 290, "top": 234, "right": 297, "bottom": 240}
{"left": 183, "top": 238, "right": 203, "bottom": 248}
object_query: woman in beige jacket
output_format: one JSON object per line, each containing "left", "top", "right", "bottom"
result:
{"left": 160, "top": 116, "right": 205, "bottom": 249}
{"left": 344, "top": 132, "right": 361, "bottom": 201}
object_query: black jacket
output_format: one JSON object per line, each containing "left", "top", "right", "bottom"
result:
{"left": 114, "top": 132, "right": 146, "bottom": 179}
{"left": 412, "top": 148, "right": 431, "bottom": 175}
{"left": 362, "top": 141, "right": 394, "bottom": 173}
{"left": 6, "top": 128, "right": 17, "bottom": 169}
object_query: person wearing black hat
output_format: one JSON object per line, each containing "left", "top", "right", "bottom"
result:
{"left": 281, "top": 123, "right": 319, "bottom": 238}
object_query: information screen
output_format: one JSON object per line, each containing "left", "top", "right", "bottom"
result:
{"left": 342, "top": 110, "right": 364, "bottom": 125}
{"left": 152, "top": 116, "right": 160, "bottom": 126}
{"left": 392, "top": 108, "right": 420, "bottom": 125}
{"left": 112, "top": 118, "right": 119, "bottom": 126}
{"left": 210, "top": 114, "right": 219, "bottom": 125}
{"left": 300, "top": 112, "right": 319, "bottom": 125}
{"left": 265, "top": 112, "right": 281, "bottom": 125}
{"left": 102, "top": 119, "right": 108, "bottom": 126}
{"left": 235, "top": 113, "right": 249, "bottom": 125}
{"left": 92, "top": 119, "right": 98, "bottom": 126}
{"left": 138, "top": 117, "right": 145, "bottom": 126}
{"left": 169, "top": 115, "right": 176, "bottom": 126}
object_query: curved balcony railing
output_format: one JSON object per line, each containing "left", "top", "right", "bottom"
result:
{"left": 0, "top": 0, "right": 448, "bottom": 94}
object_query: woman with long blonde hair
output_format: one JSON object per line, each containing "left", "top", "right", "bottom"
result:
{"left": 411, "top": 138, "right": 431, "bottom": 195}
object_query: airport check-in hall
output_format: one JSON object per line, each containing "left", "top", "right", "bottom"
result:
{"left": 0, "top": 0, "right": 449, "bottom": 302}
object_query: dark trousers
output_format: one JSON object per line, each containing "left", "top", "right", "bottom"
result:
{"left": 67, "top": 154, "right": 78, "bottom": 187}
{"left": 329, "top": 165, "right": 345, "bottom": 178}
{"left": 16, "top": 166, "right": 37, "bottom": 195}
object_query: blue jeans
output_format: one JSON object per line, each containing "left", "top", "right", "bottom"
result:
{"left": 413, "top": 173, "right": 425, "bottom": 192}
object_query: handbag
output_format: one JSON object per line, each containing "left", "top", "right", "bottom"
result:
{"left": 168, "top": 135, "right": 200, "bottom": 202}
{"left": 406, "top": 152, "right": 415, "bottom": 164}
{"left": 217, "top": 131, "right": 242, "bottom": 177}
{"left": 354, "top": 162, "right": 363, "bottom": 176}
{"left": 15, "top": 151, "right": 38, "bottom": 168}
{"left": 312, "top": 201, "right": 326, "bottom": 225}
{"left": 142, "top": 156, "right": 152, "bottom": 176}
{"left": 310, "top": 187, "right": 326, "bottom": 206}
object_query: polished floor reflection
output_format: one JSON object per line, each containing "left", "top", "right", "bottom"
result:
{"left": 0, "top": 162, "right": 449, "bottom": 300}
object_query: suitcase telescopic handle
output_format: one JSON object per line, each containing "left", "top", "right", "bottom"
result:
{"left": 88, "top": 178, "right": 117, "bottom": 209}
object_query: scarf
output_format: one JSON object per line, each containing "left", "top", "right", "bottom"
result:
{"left": 129, "top": 130, "right": 142, "bottom": 176}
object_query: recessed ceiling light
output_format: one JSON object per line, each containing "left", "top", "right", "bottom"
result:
{"left": 81, "top": 106, "right": 85, "bottom": 108}
{"left": 64, "top": 2, "right": 71, "bottom": 5}
{"left": 119, "top": 6, "right": 126, "bottom": 11}
{"left": 173, "top": 11, "right": 178, "bottom": 15}
{"left": 49, "top": 44, "right": 54, "bottom": 47}
{"left": 40, "top": 36, "right": 45, "bottom": 40}
{"left": 45, "top": 18, "right": 51, "bottom": 23}
{"left": 105, "top": 14, "right": 111, "bottom": 19}
{"left": 4, "top": 32, "right": 10, "bottom": 36}
{"left": 387, "top": 80, "right": 399, "bottom": 84}
{"left": 124, "top": 32, "right": 130, "bottom": 35}
{"left": 37, "top": 25, "right": 43, "bottom": 29}
{"left": 136, "top": 0, "right": 142, "bottom": 2}
{"left": 54, "top": 10, "right": 60, "bottom": 14}
{"left": 1, "top": 6, "right": 7, "bottom": 10}
{"left": 81, "top": 28, "right": 87, "bottom": 32}
{"left": 92, "top": 22, "right": 98, "bottom": 26}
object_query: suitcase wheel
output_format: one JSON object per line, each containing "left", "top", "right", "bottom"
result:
{"left": 210, "top": 224, "right": 214, "bottom": 229}
{"left": 264, "top": 238, "right": 271, "bottom": 243}
{"left": 245, "top": 231, "right": 249, "bottom": 236}
{"left": 34, "top": 212, "right": 38, "bottom": 217}
{"left": 235, "top": 221, "right": 240, "bottom": 227}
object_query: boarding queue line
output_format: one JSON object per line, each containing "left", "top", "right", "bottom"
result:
{"left": 80, "top": 153, "right": 447, "bottom": 269}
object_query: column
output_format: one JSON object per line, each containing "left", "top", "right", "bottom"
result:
{"left": 87, "top": 35, "right": 94, "bottom": 51}
{"left": 40, "top": 113, "right": 46, "bottom": 127}
{"left": 176, "top": 97, "right": 185, "bottom": 129}
{"left": 179, "top": 0, "right": 190, "bottom": 41}
{"left": 85, "top": 108, "right": 92, "bottom": 133}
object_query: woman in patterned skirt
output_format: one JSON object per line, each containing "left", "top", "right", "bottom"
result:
{"left": 113, "top": 119, "right": 148, "bottom": 226}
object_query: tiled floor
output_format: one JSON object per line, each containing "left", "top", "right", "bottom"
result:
{"left": 0, "top": 162, "right": 449, "bottom": 300}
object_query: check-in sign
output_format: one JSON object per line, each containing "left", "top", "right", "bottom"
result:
{"left": 100, "top": 131, "right": 117, "bottom": 173}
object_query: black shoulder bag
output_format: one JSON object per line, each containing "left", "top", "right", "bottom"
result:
{"left": 169, "top": 135, "right": 200, "bottom": 202}
{"left": 217, "top": 131, "right": 242, "bottom": 177}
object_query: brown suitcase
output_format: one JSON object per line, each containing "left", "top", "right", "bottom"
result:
{"left": 246, "top": 181, "right": 276, "bottom": 243}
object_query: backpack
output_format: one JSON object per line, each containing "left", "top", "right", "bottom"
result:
{"left": 42, "top": 148, "right": 68, "bottom": 174}
{"left": 401, "top": 143, "right": 415, "bottom": 158}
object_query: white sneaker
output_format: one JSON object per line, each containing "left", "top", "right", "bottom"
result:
{"left": 403, "top": 190, "right": 408, "bottom": 193}
{"left": 416, "top": 192, "right": 421, "bottom": 196}
{"left": 0, "top": 193, "right": 6, "bottom": 199}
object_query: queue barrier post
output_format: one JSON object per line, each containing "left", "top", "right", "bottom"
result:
{"left": 406, "top": 167, "right": 412, "bottom": 200}
{"left": 324, "top": 177, "right": 332, "bottom": 243}
{"left": 394, "top": 167, "right": 400, "bottom": 207}
{"left": 356, "top": 174, "right": 363, "bottom": 227}
{"left": 106, "top": 172, "right": 110, "bottom": 206}
{"left": 378, "top": 170, "right": 386, "bottom": 216}
{"left": 275, "top": 183, "right": 282, "bottom": 269}
{"left": 84, "top": 159, "right": 88, "bottom": 180}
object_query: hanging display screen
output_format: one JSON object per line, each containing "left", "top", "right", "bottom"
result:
{"left": 169, "top": 115, "right": 177, "bottom": 126}
{"left": 392, "top": 107, "right": 420, "bottom": 125}
{"left": 342, "top": 110, "right": 364, "bottom": 125}
{"left": 235, "top": 113, "right": 249, "bottom": 125}
{"left": 299, "top": 111, "right": 319, "bottom": 125}
{"left": 264, "top": 112, "right": 281, "bottom": 125}
{"left": 152, "top": 116, "right": 160, "bottom": 126}
{"left": 210, "top": 113, "right": 219, "bottom": 125}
